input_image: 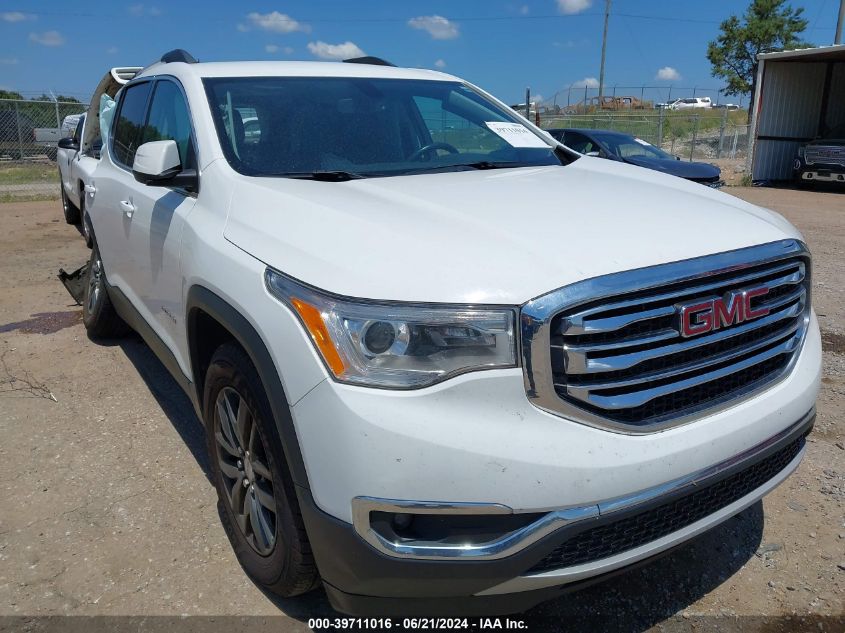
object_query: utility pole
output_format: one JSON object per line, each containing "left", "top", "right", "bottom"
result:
{"left": 836, "top": 0, "right": 844, "bottom": 45}
{"left": 598, "top": 0, "right": 612, "bottom": 102}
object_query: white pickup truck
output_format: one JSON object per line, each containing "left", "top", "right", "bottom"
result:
{"left": 58, "top": 67, "right": 141, "bottom": 246}
{"left": 78, "top": 50, "right": 820, "bottom": 616}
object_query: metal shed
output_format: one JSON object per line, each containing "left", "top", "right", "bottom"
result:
{"left": 748, "top": 44, "right": 845, "bottom": 181}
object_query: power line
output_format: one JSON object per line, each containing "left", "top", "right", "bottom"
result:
{"left": 1, "top": 9, "right": 724, "bottom": 25}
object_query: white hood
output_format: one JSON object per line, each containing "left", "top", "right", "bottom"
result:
{"left": 223, "top": 157, "right": 802, "bottom": 305}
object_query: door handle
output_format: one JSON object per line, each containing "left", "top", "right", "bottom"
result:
{"left": 84, "top": 184, "right": 97, "bottom": 194}
{"left": 119, "top": 200, "right": 135, "bottom": 218}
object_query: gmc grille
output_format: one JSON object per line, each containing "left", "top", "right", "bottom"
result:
{"left": 521, "top": 240, "right": 811, "bottom": 432}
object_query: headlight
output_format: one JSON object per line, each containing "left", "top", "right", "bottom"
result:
{"left": 265, "top": 269, "right": 517, "bottom": 388}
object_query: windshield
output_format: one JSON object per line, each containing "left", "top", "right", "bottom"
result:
{"left": 203, "top": 77, "right": 561, "bottom": 177}
{"left": 602, "top": 136, "right": 673, "bottom": 161}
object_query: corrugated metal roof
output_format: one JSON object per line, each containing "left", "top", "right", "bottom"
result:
{"left": 757, "top": 44, "right": 845, "bottom": 62}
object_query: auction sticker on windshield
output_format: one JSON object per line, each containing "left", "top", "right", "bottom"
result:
{"left": 485, "top": 122, "right": 550, "bottom": 148}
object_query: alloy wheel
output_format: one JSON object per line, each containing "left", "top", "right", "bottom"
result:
{"left": 87, "top": 252, "right": 103, "bottom": 313}
{"left": 214, "top": 386, "right": 277, "bottom": 555}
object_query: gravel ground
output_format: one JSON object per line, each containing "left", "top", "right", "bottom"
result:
{"left": 0, "top": 188, "right": 842, "bottom": 632}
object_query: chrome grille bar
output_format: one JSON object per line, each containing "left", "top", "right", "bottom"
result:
{"left": 562, "top": 288, "right": 805, "bottom": 374}
{"left": 559, "top": 261, "right": 803, "bottom": 336}
{"left": 566, "top": 334, "right": 801, "bottom": 410}
{"left": 520, "top": 240, "right": 812, "bottom": 433}
{"left": 560, "top": 322, "right": 802, "bottom": 398}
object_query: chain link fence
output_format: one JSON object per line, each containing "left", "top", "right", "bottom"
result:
{"left": 0, "top": 99, "right": 87, "bottom": 201}
{"left": 0, "top": 92, "right": 752, "bottom": 201}
{"left": 539, "top": 110, "right": 750, "bottom": 163}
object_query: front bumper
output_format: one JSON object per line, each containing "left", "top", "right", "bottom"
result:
{"left": 794, "top": 160, "right": 845, "bottom": 183}
{"left": 298, "top": 409, "right": 813, "bottom": 615}
{"left": 289, "top": 312, "right": 820, "bottom": 614}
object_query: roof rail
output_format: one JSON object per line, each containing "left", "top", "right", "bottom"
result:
{"left": 160, "top": 49, "right": 199, "bottom": 64}
{"left": 343, "top": 56, "right": 395, "bottom": 67}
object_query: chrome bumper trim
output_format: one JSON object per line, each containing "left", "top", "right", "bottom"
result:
{"left": 350, "top": 408, "right": 814, "bottom": 561}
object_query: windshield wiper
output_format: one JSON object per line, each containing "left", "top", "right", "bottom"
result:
{"left": 457, "top": 161, "right": 526, "bottom": 170}
{"left": 278, "top": 170, "right": 368, "bottom": 181}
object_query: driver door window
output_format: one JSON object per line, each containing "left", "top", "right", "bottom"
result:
{"left": 140, "top": 80, "right": 195, "bottom": 170}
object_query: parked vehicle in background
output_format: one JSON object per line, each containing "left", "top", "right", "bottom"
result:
{"left": 712, "top": 103, "right": 739, "bottom": 110}
{"left": 548, "top": 128, "right": 723, "bottom": 187}
{"left": 60, "top": 113, "right": 83, "bottom": 139}
{"left": 793, "top": 125, "right": 845, "bottom": 187}
{"left": 668, "top": 97, "right": 712, "bottom": 110}
{"left": 58, "top": 114, "right": 99, "bottom": 244}
{"left": 0, "top": 111, "right": 36, "bottom": 160}
{"left": 58, "top": 66, "right": 141, "bottom": 246}
{"left": 34, "top": 127, "right": 62, "bottom": 160}
{"left": 0, "top": 107, "right": 84, "bottom": 161}
{"left": 80, "top": 50, "right": 819, "bottom": 616}
{"left": 564, "top": 95, "right": 652, "bottom": 115}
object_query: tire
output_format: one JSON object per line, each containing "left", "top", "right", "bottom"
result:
{"left": 82, "top": 241, "right": 130, "bottom": 338}
{"left": 204, "top": 342, "right": 319, "bottom": 597}
{"left": 61, "top": 181, "right": 80, "bottom": 225}
{"left": 81, "top": 199, "right": 93, "bottom": 248}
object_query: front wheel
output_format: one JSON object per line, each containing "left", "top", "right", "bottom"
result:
{"left": 204, "top": 342, "right": 319, "bottom": 597}
{"left": 82, "top": 242, "right": 130, "bottom": 339}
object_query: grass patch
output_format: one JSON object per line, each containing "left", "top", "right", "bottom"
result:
{"left": 0, "top": 192, "right": 59, "bottom": 203}
{"left": 0, "top": 162, "right": 57, "bottom": 185}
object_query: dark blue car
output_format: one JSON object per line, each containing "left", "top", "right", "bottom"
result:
{"left": 547, "top": 128, "right": 723, "bottom": 188}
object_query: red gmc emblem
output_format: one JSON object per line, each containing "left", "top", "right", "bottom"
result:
{"left": 678, "top": 286, "right": 771, "bottom": 338}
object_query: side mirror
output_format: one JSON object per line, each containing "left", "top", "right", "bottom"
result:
{"left": 132, "top": 140, "right": 197, "bottom": 192}
{"left": 58, "top": 137, "right": 79, "bottom": 151}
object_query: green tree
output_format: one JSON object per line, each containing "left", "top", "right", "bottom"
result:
{"left": 0, "top": 90, "right": 24, "bottom": 101}
{"left": 707, "top": 0, "right": 810, "bottom": 119}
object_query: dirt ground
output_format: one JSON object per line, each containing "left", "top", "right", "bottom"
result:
{"left": 0, "top": 188, "right": 842, "bottom": 632}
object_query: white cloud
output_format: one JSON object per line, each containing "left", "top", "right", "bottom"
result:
{"left": 570, "top": 77, "right": 599, "bottom": 88}
{"left": 0, "top": 57, "right": 19, "bottom": 65}
{"left": 128, "top": 4, "right": 161, "bottom": 17}
{"left": 242, "top": 11, "right": 310, "bottom": 34}
{"left": 265, "top": 44, "right": 279, "bottom": 53}
{"left": 106, "top": 46, "right": 118, "bottom": 55}
{"left": 434, "top": 59, "right": 446, "bottom": 69}
{"left": 655, "top": 66, "right": 681, "bottom": 81}
{"left": 408, "top": 15, "right": 459, "bottom": 40}
{"left": 557, "top": 0, "right": 592, "bottom": 14}
{"left": 29, "top": 31, "right": 65, "bottom": 47}
{"left": 307, "top": 40, "right": 364, "bottom": 60}
{"left": 520, "top": 5, "right": 530, "bottom": 15}
{"left": 1, "top": 12, "right": 35, "bottom": 22}
{"left": 283, "top": 46, "right": 294, "bottom": 54}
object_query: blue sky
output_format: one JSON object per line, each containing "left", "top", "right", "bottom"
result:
{"left": 0, "top": 0, "right": 840, "bottom": 105}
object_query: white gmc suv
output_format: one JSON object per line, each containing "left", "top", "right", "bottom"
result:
{"left": 80, "top": 50, "right": 821, "bottom": 615}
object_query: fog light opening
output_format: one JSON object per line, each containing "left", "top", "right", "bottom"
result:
{"left": 392, "top": 512, "right": 414, "bottom": 531}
